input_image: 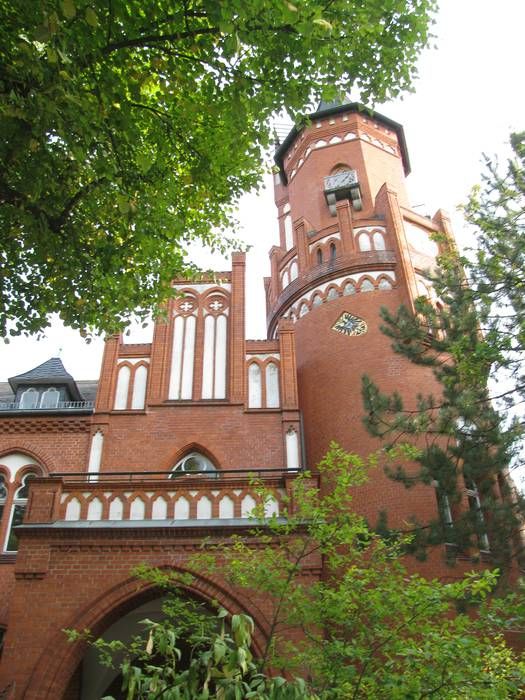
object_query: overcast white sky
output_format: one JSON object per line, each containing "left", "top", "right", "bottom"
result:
{"left": 2, "top": 0, "right": 524, "bottom": 382}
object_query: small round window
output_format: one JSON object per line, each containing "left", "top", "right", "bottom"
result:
{"left": 171, "top": 452, "right": 216, "bottom": 477}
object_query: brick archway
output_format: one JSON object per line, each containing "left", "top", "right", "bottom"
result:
{"left": 23, "top": 568, "right": 269, "bottom": 700}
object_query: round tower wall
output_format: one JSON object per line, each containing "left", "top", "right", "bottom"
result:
{"left": 291, "top": 286, "right": 443, "bottom": 528}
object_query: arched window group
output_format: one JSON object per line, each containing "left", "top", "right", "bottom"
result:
{"left": 281, "top": 259, "right": 298, "bottom": 291}
{"left": 168, "top": 288, "right": 229, "bottom": 401}
{"left": 247, "top": 361, "right": 280, "bottom": 409}
{"left": 114, "top": 362, "right": 149, "bottom": 410}
{"left": 312, "top": 238, "right": 339, "bottom": 266}
{"left": 356, "top": 229, "right": 387, "bottom": 252}
{"left": 290, "top": 273, "right": 395, "bottom": 321}
{"left": 19, "top": 386, "right": 61, "bottom": 410}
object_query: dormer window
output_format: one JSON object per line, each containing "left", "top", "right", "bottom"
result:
{"left": 4, "top": 358, "right": 93, "bottom": 413}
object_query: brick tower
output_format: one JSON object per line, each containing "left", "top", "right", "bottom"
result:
{"left": 266, "top": 100, "right": 454, "bottom": 529}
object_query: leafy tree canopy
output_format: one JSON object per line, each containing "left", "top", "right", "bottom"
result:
{"left": 362, "top": 132, "right": 525, "bottom": 573}
{"left": 76, "top": 445, "right": 525, "bottom": 698}
{"left": 0, "top": 0, "right": 436, "bottom": 336}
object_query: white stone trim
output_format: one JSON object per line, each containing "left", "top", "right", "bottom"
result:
{"left": 172, "top": 283, "right": 231, "bottom": 292}
{"left": 88, "top": 431, "right": 104, "bottom": 475}
{"left": 117, "top": 357, "right": 150, "bottom": 365}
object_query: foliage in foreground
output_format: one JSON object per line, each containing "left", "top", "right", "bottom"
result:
{"left": 362, "top": 132, "right": 525, "bottom": 574}
{"left": 75, "top": 445, "right": 525, "bottom": 699}
{"left": 0, "top": 0, "right": 437, "bottom": 336}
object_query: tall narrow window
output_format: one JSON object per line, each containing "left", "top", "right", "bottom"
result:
{"left": 289, "top": 261, "right": 298, "bottom": 281}
{"left": 114, "top": 365, "right": 131, "bottom": 409}
{"left": 248, "top": 363, "right": 262, "bottom": 408}
{"left": 202, "top": 313, "right": 228, "bottom": 400}
{"left": 436, "top": 487, "right": 453, "bottom": 535}
{"left": 466, "top": 482, "right": 489, "bottom": 551}
{"left": 265, "top": 363, "right": 280, "bottom": 408}
{"left": 316, "top": 248, "right": 323, "bottom": 265}
{"left": 286, "top": 428, "right": 300, "bottom": 470}
{"left": 330, "top": 242, "right": 337, "bottom": 261}
{"left": 283, "top": 203, "right": 293, "bottom": 250}
{"left": 169, "top": 314, "right": 196, "bottom": 400}
{"left": 5, "top": 472, "right": 37, "bottom": 552}
{"left": 88, "top": 431, "right": 104, "bottom": 477}
{"left": 214, "top": 315, "right": 227, "bottom": 399}
{"left": 131, "top": 365, "right": 148, "bottom": 409}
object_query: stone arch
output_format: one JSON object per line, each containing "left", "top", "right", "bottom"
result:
{"left": 376, "top": 274, "right": 395, "bottom": 291}
{"left": 24, "top": 568, "right": 270, "bottom": 700}
{"left": 12, "top": 462, "right": 44, "bottom": 490}
{"left": 330, "top": 162, "right": 352, "bottom": 174}
{"left": 0, "top": 446, "right": 51, "bottom": 475}
{"left": 357, "top": 275, "right": 377, "bottom": 292}
{"left": 201, "top": 287, "right": 230, "bottom": 305}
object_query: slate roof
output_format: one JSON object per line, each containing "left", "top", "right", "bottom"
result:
{"left": 76, "top": 380, "right": 99, "bottom": 403}
{"left": 9, "top": 357, "right": 73, "bottom": 385}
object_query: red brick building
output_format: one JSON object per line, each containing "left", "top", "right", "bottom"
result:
{"left": 0, "top": 102, "right": 469, "bottom": 698}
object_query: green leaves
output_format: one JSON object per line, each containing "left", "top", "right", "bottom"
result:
{"left": 0, "top": 0, "right": 437, "bottom": 335}
{"left": 75, "top": 445, "right": 525, "bottom": 698}
{"left": 61, "top": 0, "right": 76, "bottom": 19}
{"left": 361, "top": 132, "right": 525, "bottom": 573}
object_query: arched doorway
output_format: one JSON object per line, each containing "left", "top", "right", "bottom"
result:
{"left": 24, "top": 571, "right": 269, "bottom": 700}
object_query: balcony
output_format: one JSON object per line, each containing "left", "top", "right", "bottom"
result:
{"left": 22, "top": 469, "right": 311, "bottom": 530}
{"left": 0, "top": 400, "right": 94, "bottom": 414}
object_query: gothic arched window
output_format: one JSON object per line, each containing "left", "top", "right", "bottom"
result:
{"left": 248, "top": 363, "right": 262, "bottom": 408}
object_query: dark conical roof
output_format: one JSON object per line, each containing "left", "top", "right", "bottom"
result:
{"left": 8, "top": 357, "right": 83, "bottom": 400}
{"left": 315, "top": 95, "right": 351, "bottom": 113}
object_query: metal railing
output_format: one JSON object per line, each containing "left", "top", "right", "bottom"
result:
{"left": 50, "top": 467, "right": 302, "bottom": 483}
{"left": 0, "top": 400, "right": 94, "bottom": 412}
